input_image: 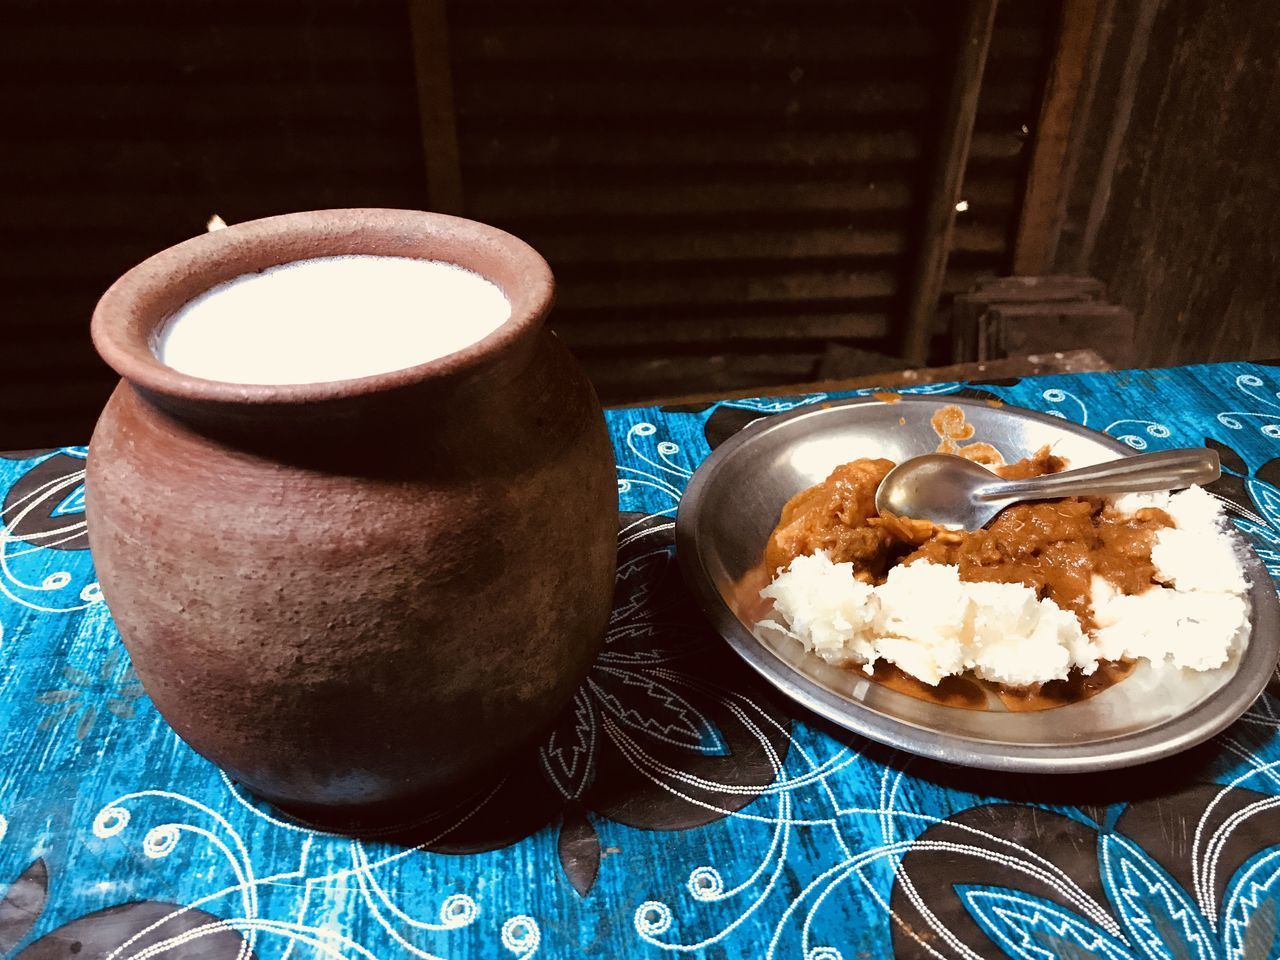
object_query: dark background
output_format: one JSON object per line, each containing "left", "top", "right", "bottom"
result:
{"left": 2, "top": 0, "right": 1277, "bottom": 449}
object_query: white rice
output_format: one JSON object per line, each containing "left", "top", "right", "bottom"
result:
{"left": 757, "top": 485, "right": 1250, "bottom": 686}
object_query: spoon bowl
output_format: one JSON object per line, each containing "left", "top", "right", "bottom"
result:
{"left": 875, "top": 447, "right": 1222, "bottom": 531}
{"left": 875, "top": 454, "right": 1007, "bottom": 530}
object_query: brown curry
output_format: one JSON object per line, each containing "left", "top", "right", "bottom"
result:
{"left": 764, "top": 446, "right": 1170, "bottom": 631}
{"left": 761, "top": 441, "right": 1171, "bottom": 709}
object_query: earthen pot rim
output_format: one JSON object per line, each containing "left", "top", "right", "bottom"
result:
{"left": 90, "top": 208, "right": 555, "bottom": 407}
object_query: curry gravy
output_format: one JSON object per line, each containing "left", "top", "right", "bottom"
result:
{"left": 760, "top": 447, "right": 1166, "bottom": 711}
{"left": 867, "top": 659, "right": 1136, "bottom": 712}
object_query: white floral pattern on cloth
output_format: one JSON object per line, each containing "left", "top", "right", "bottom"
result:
{"left": 0, "top": 362, "right": 1277, "bottom": 958}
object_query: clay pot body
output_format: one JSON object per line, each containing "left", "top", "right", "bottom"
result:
{"left": 85, "top": 210, "right": 617, "bottom": 811}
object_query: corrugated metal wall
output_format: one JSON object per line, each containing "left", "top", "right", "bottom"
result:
{"left": 450, "top": 0, "right": 1056, "bottom": 399}
{"left": 1, "top": 0, "right": 1056, "bottom": 447}
{"left": 2, "top": 0, "right": 427, "bottom": 448}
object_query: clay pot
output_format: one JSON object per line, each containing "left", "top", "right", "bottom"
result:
{"left": 86, "top": 209, "right": 617, "bottom": 812}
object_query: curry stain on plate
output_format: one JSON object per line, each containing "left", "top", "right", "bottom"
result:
{"left": 930, "top": 404, "right": 1006, "bottom": 464}
{"left": 930, "top": 404, "right": 976, "bottom": 444}
{"left": 870, "top": 659, "right": 1135, "bottom": 712}
{"left": 996, "top": 660, "right": 1136, "bottom": 711}
{"left": 873, "top": 392, "right": 901, "bottom": 403}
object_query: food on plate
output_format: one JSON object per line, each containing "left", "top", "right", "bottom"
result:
{"left": 755, "top": 448, "right": 1250, "bottom": 695}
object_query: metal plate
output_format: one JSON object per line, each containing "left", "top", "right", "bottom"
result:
{"left": 676, "top": 395, "right": 1280, "bottom": 773}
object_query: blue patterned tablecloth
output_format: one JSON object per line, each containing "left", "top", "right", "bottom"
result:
{"left": 2, "top": 361, "right": 1280, "bottom": 960}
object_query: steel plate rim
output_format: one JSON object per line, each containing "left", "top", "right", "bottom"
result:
{"left": 675, "top": 393, "right": 1280, "bottom": 774}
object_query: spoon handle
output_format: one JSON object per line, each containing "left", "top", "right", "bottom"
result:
{"left": 982, "top": 448, "right": 1221, "bottom": 503}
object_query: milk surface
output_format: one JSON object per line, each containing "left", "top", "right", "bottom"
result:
{"left": 155, "top": 255, "right": 511, "bottom": 384}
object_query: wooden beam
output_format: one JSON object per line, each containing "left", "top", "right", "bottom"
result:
{"left": 638, "top": 348, "right": 1114, "bottom": 407}
{"left": 1051, "top": 0, "right": 1115, "bottom": 270}
{"left": 408, "top": 0, "right": 464, "bottom": 214}
{"left": 901, "top": 0, "right": 999, "bottom": 366}
{"left": 1076, "top": 0, "right": 1161, "bottom": 272}
{"left": 1013, "top": 0, "right": 1105, "bottom": 274}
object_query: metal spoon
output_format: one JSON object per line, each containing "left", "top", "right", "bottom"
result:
{"left": 875, "top": 447, "right": 1221, "bottom": 532}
